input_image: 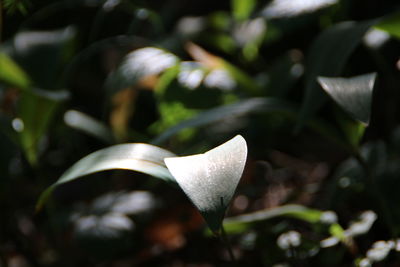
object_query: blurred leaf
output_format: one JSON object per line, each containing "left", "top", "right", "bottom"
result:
{"left": 318, "top": 73, "right": 376, "bottom": 126}
{"left": 185, "top": 42, "right": 260, "bottom": 95}
{"left": 110, "top": 88, "right": 137, "bottom": 141}
{"left": 150, "top": 101, "right": 198, "bottom": 140}
{"left": 231, "top": 0, "right": 257, "bottom": 21}
{"left": 345, "top": 211, "right": 377, "bottom": 237}
{"left": 267, "top": 51, "right": 304, "bottom": 97}
{"left": 261, "top": 0, "right": 338, "bottom": 19}
{"left": 175, "top": 61, "right": 237, "bottom": 92}
{"left": 164, "top": 135, "right": 247, "bottom": 233}
{"left": 0, "top": 53, "right": 30, "bottom": 89}
{"left": 222, "top": 60, "right": 260, "bottom": 95}
{"left": 233, "top": 18, "right": 267, "bottom": 60}
{"left": 73, "top": 212, "right": 134, "bottom": 257}
{"left": 3, "top": 0, "right": 31, "bottom": 14}
{"left": 151, "top": 97, "right": 295, "bottom": 145}
{"left": 105, "top": 47, "right": 179, "bottom": 92}
{"left": 223, "top": 205, "right": 323, "bottom": 234}
{"left": 329, "top": 223, "right": 346, "bottom": 241}
{"left": 297, "top": 20, "right": 376, "bottom": 132}
{"left": 87, "top": 191, "right": 157, "bottom": 215}
{"left": 11, "top": 27, "right": 76, "bottom": 89}
{"left": 18, "top": 88, "right": 69, "bottom": 165}
{"left": 64, "top": 110, "right": 115, "bottom": 144}
{"left": 375, "top": 12, "right": 400, "bottom": 40}
{"left": 36, "top": 143, "right": 176, "bottom": 211}
{"left": 155, "top": 65, "right": 180, "bottom": 95}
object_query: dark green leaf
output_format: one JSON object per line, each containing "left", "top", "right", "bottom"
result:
{"left": 296, "top": 20, "right": 376, "bottom": 132}
{"left": 317, "top": 73, "right": 376, "bottom": 125}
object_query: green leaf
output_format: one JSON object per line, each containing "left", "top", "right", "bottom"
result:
{"left": 221, "top": 60, "right": 261, "bottom": 95}
{"left": 231, "top": 0, "right": 256, "bottom": 21}
{"left": 152, "top": 97, "right": 295, "bottom": 145}
{"left": 64, "top": 110, "right": 115, "bottom": 144}
{"left": 36, "top": 143, "right": 176, "bottom": 211}
{"left": 296, "top": 20, "right": 376, "bottom": 132}
{"left": 317, "top": 73, "right": 376, "bottom": 126}
{"left": 329, "top": 223, "right": 346, "bottom": 241}
{"left": 164, "top": 135, "right": 247, "bottom": 233}
{"left": 0, "top": 53, "right": 30, "bottom": 89}
{"left": 17, "top": 88, "right": 69, "bottom": 165}
{"left": 375, "top": 12, "right": 400, "bottom": 40}
{"left": 223, "top": 205, "right": 323, "bottom": 234}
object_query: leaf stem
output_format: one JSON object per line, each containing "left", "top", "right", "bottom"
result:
{"left": 220, "top": 224, "right": 236, "bottom": 263}
{"left": 219, "top": 195, "right": 236, "bottom": 263}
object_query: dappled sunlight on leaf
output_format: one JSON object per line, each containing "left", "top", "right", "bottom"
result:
{"left": 317, "top": 73, "right": 376, "bottom": 126}
{"left": 106, "top": 47, "right": 178, "bottom": 91}
{"left": 177, "top": 62, "right": 205, "bottom": 89}
{"left": 36, "top": 143, "right": 176, "bottom": 211}
{"left": 165, "top": 135, "right": 247, "bottom": 232}
{"left": 262, "top": 0, "right": 338, "bottom": 19}
{"left": 204, "top": 69, "right": 236, "bottom": 90}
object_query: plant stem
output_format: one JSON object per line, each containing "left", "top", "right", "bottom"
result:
{"left": 354, "top": 152, "right": 397, "bottom": 237}
{"left": 220, "top": 224, "right": 236, "bottom": 263}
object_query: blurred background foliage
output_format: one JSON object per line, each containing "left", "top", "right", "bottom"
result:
{"left": 1, "top": 0, "right": 400, "bottom": 266}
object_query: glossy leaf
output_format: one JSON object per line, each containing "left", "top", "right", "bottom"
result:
{"left": 164, "top": 135, "right": 247, "bottom": 232}
{"left": 36, "top": 143, "right": 176, "bottom": 211}
{"left": 317, "top": 73, "right": 376, "bottom": 126}
{"left": 64, "top": 110, "right": 115, "bottom": 144}
{"left": 297, "top": 20, "right": 376, "bottom": 132}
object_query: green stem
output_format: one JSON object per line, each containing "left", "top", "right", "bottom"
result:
{"left": 220, "top": 224, "right": 236, "bottom": 263}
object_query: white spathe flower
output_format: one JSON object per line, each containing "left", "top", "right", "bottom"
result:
{"left": 164, "top": 135, "right": 247, "bottom": 232}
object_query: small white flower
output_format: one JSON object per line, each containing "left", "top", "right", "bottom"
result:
{"left": 277, "top": 231, "right": 301, "bottom": 250}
